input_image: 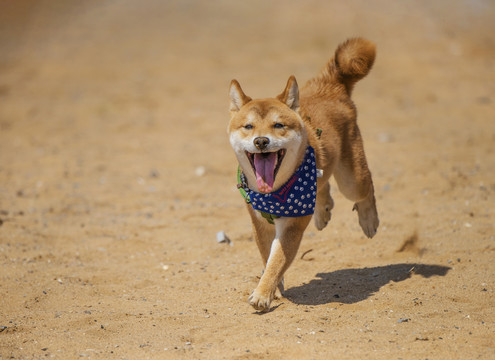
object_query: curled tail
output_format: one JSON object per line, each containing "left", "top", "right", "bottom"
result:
{"left": 315, "top": 38, "right": 376, "bottom": 95}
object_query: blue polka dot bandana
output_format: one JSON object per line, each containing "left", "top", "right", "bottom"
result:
{"left": 245, "top": 146, "right": 317, "bottom": 218}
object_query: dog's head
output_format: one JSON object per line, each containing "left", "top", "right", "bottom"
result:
{"left": 228, "top": 76, "right": 308, "bottom": 193}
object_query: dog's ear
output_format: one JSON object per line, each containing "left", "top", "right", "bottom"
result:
{"left": 229, "top": 80, "right": 251, "bottom": 112}
{"left": 277, "top": 75, "right": 299, "bottom": 112}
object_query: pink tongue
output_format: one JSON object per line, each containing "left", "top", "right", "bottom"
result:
{"left": 254, "top": 152, "right": 277, "bottom": 193}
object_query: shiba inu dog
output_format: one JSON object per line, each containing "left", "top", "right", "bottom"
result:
{"left": 228, "top": 38, "right": 379, "bottom": 312}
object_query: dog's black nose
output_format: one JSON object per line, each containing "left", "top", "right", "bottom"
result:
{"left": 254, "top": 137, "right": 270, "bottom": 150}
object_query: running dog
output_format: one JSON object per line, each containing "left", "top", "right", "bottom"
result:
{"left": 228, "top": 38, "right": 379, "bottom": 312}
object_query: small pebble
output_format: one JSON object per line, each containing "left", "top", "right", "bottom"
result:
{"left": 149, "top": 169, "right": 160, "bottom": 178}
{"left": 195, "top": 166, "right": 206, "bottom": 177}
{"left": 397, "top": 318, "right": 409, "bottom": 323}
{"left": 216, "top": 231, "right": 231, "bottom": 245}
{"left": 378, "top": 133, "right": 393, "bottom": 143}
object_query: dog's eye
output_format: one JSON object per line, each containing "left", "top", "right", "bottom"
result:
{"left": 244, "top": 124, "right": 253, "bottom": 130}
{"left": 273, "top": 123, "right": 284, "bottom": 129}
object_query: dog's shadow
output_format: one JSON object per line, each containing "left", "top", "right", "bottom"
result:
{"left": 284, "top": 263, "right": 451, "bottom": 306}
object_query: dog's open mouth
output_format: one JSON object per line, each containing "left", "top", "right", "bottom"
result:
{"left": 245, "top": 149, "right": 286, "bottom": 193}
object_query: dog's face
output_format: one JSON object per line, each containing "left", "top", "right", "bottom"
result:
{"left": 228, "top": 76, "right": 308, "bottom": 193}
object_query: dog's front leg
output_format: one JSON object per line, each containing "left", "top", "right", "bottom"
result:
{"left": 248, "top": 216, "right": 311, "bottom": 312}
{"left": 248, "top": 209, "right": 286, "bottom": 298}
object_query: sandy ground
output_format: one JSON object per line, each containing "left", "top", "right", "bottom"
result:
{"left": 1, "top": 0, "right": 494, "bottom": 359}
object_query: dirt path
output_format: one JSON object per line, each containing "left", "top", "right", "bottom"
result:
{"left": 1, "top": 1, "right": 494, "bottom": 358}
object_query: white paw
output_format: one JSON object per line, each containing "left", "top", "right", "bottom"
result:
{"left": 248, "top": 290, "right": 273, "bottom": 312}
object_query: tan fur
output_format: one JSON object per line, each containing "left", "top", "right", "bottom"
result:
{"left": 228, "top": 38, "right": 379, "bottom": 312}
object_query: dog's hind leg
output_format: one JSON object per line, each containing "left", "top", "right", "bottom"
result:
{"left": 351, "top": 186, "right": 378, "bottom": 239}
{"left": 314, "top": 181, "right": 334, "bottom": 230}
{"left": 333, "top": 138, "right": 379, "bottom": 238}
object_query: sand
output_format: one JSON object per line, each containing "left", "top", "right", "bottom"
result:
{"left": 1, "top": 0, "right": 494, "bottom": 358}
